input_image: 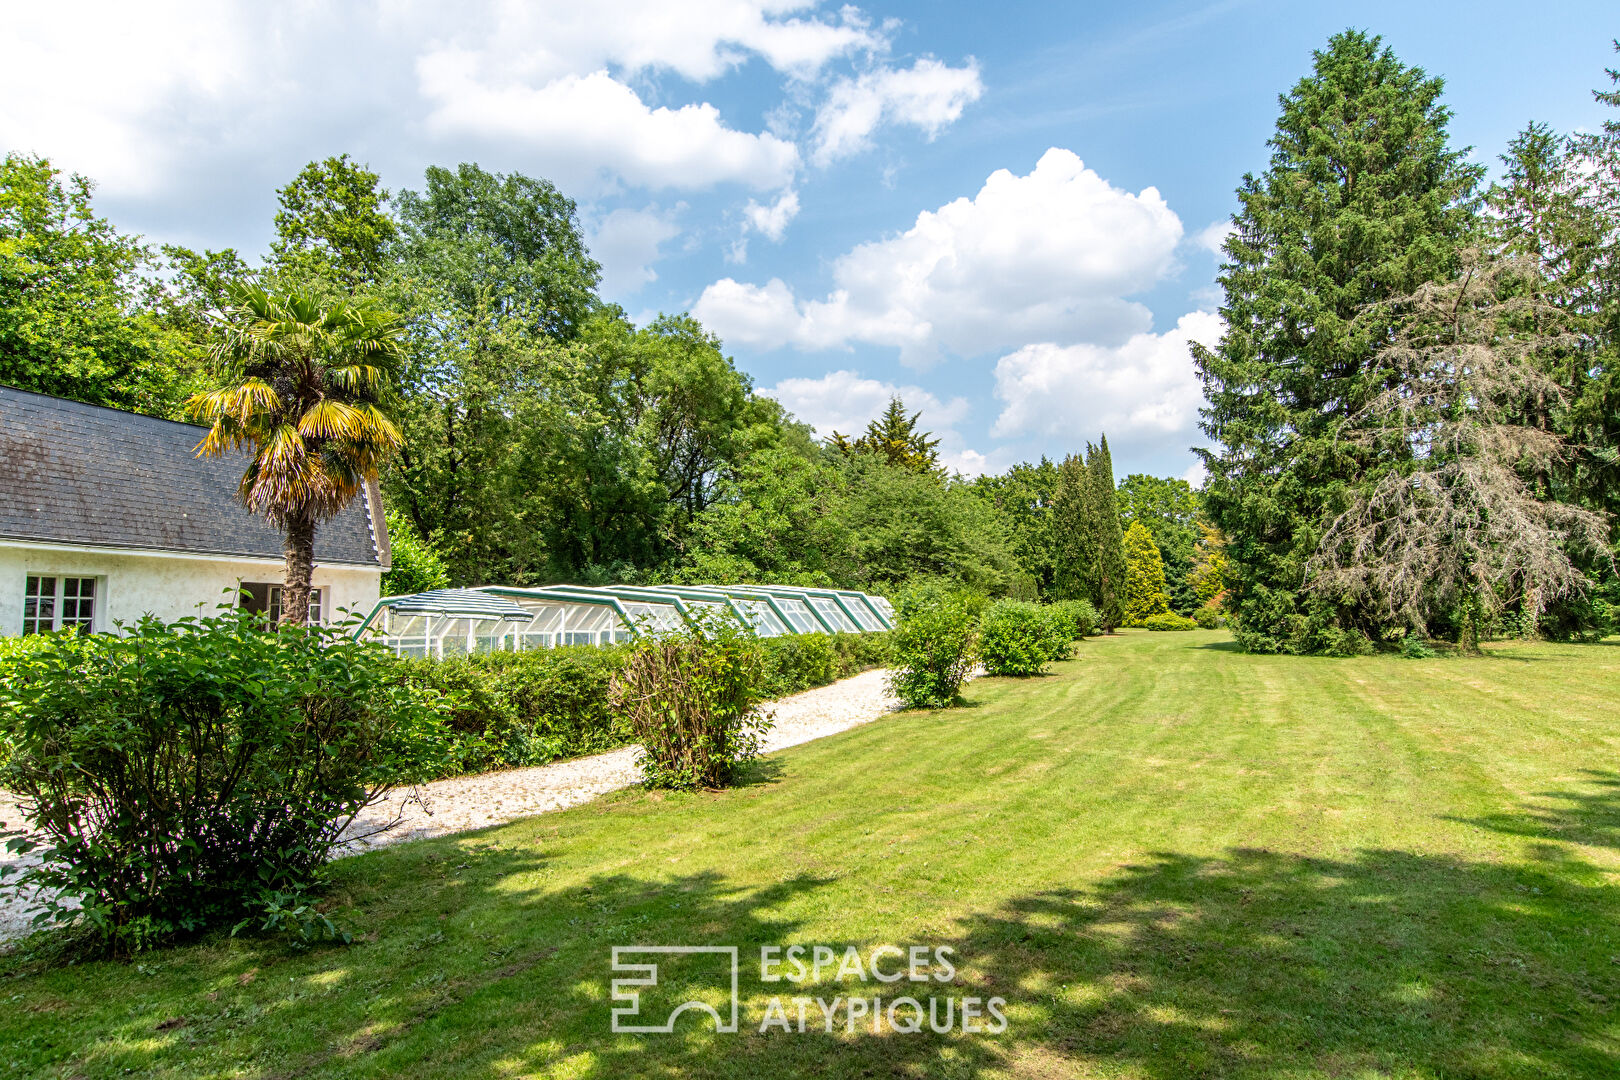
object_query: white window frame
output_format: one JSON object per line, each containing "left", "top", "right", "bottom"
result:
{"left": 22, "top": 574, "right": 100, "bottom": 635}
{"left": 268, "top": 585, "right": 324, "bottom": 626}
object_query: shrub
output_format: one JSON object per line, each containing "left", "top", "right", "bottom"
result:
{"left": 888, "top": 590, "right": 979, "bottom": 708}
{"left": 1049, "top": 599, "right": 1100, "bottom": 640}
{"left": 609, "top": 623, "right": 773, "bottom": 790}
{"left": 1399, "top": 633, "right": 1437, "bottom": 659}
{"left": 1140, "top": 612, "right": 1199, "bottom": 631}
{"left": 0, "top": 611, "right": 454, "bottom": 951}
{"left": 1194, "top": 603, "right": 1222, "bottom": 629}
{"left": 758, "top": 632, "right": 836, "bottom": 697}
{"left": 395, "top": 645, "right": 632, "bottom": 773}
{"left": 980, "top": 600, "right": 1058, "bottom": 676}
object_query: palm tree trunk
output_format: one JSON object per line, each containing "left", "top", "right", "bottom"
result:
{"left": 281, "top": 508, "right": 317, "bottom": 628}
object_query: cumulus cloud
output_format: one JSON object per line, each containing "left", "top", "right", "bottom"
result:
{"left": 417, "top": 63, "right": 800, "bottom": 193}
{"left": 742, "top": 189, "right": 801, "bottom": 241}
{"left": 1194, "top": 219, "right": 1234, "bottom": 255}
{"left": 588, "top": 206, "right": 683, "bottom": 298}
{"left": 761, "top": 369, "right": 994, "bottom": 475}
{"left": 695, "top": 148, "right": 1184, "bottom": 366}
{"left": 989, "top": 310, "right": 1224, "bottom": 450}
{"left": 811, "top": 57, "right": 984, "bottom": 165}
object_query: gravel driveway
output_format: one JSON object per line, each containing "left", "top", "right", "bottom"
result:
{"left": 0, "top": 667, "right": 905, "bottom": 943}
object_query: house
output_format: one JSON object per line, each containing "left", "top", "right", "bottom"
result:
{"left": 0, "top": 386, "right": 390, "bottom": 636}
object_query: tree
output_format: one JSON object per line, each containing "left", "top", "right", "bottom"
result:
{"left": 1085, "top": 437, "right": 1128, "bottom": 630}
{"left": 1305, "top": 253, "right": 1610, "bottom": 649}
{"left": 381, "top": 509, "right": 451, "bottom": 596}
{"left": 1188, "top": 523, "right": 1229, "bottom": 608}
{"left": 971, "top": 457, "right": 1061, "bottom": 596}
{"left": 190, "top": 288, "right": 406, "bottom": 625}
{"left": 0, "top": 153, "right": 202, "bottom": 416}
{"left": 830, "top": 397, "right": 942, "bottom": 474}
{"left": 269, "top": 155, "right": 398, "bottom": 290}
{"left": 1049, "top": 452, "right": 1094, "bottom": 602}
{"left": 1116, "top": 473, "right": 1201, "bottom": 612}
{"left": 1194, "top": 31, "right": 1484, "bottom": 653}
{"left": 1122, "top": 522, "right": 1172, "bottom": 624}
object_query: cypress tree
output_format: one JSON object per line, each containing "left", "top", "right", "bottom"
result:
{"left": 1050, "top": 452, "right": 1093, "bottom": 601}
{"left": 1086, "top": 436, "right": 1127, "bottom": 631}
{"left": 1193, "top": 30, "right": 1483, "bottom": 653}
{"left": 1123, "top": 521, "right": 1173, "bottom": 624}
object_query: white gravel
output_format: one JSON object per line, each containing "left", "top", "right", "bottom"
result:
{"left": 0, "top": 667, "right": 905, "bottom": 943}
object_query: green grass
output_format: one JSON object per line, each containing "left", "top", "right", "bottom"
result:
{"left": 5, "top": 630, "right": 1620, "bottom": 1079}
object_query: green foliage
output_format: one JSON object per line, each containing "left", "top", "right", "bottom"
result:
{"left": 887, "top": 587, "right": 979, "bottom": 709}
{"left": 1194, "top": 603, "right": 1223, "bottom": 630}
{"left": 609, "top": 623, "right": 772, "bottom": 790}
{"left": 829, "top": 397, "right": 941, "bottom": 474}
{"left": 1051, "top": 441, "right": 1128, "bottom": 627}
{"left": 758, "top": 632, "right": 890, "bottom": 698}
{"left": 1139, "top": 612, "right": 1199, "bottom": 631}
{"left": 0, "top": 153, "right": 203, "bottom": 416}
{"left": 0, "top": 611, "right": 453, "bottom": 951}
{"left": 1117, "top": 474, "right": 1201, "bottom": 613}
{"left": 1400, "top": 633, "right": 1437, "bottom": 659}
{"left": 979, "top": 600, "right": 1069, "bottom": 676}
{"left": 381, "top": 509, "right": 452, "bottom": 595}
{"left": 269, "top": 155, "right": 398, "bottom": 289}
{"left": 1123, "top": 521, "right": 1173, "bottom": 625}
{"left": 1194, "top": 30, "right": 1484, "bottom": 654}
{"left": 969, "top": 458, "right": 1061, "bottom": 596}
{"left": 394, "top": 645, "right": 631, "bottom": 772}
{"left": 1049, "top": 598, "right": 1101, "bottom": 640}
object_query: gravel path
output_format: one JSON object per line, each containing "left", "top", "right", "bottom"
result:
{"left": 0, "top": 667, "right": 905, "bottom": 943}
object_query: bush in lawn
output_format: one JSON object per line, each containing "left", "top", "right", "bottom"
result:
{"left": 0, "top": 611, "right": 454, "bottom": 951}
{"left": 887, "top": 588, "right": 979, "bottom": 708}
{"left": 1049, "top": 599, "right": 1100, "bottom": 641}
{"left": 609, "top": 621, "right": 772, "bottom": 790}
{"left": 1140, "top": 612, "right": 1200, "bottom": 631}
{"left": 1194, "top": 603, "right": 1223, "bottom": 629}
{"left": 979, "top": 600, "right": 1059, "bottom": 676}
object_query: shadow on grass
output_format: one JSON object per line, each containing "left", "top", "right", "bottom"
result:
{"left": 395, "top": 846, "right": 1618, "bottom": 1077}
{"left": 10, "top": 838, "right": 1619, "bottom": 1079}
{"left": 1453, "top": 770, "right": 1620, "bottom": 853}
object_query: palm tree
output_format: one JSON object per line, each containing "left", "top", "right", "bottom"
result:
{"left": 189, "top": 287, "right": 405, "bottom": 626}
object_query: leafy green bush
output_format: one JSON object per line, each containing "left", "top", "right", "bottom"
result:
{"left": 980, "top": 600, "right": 1057, "bottom": 676}
{"left": 1140, "top": 612, "right": 1199, "bottom": 631}
{"left": 1194, "top": 603, "right": 1222, "bottom": 629}
{"left": 0, "top": 611, "right": 453, "bottom": 951}
{"left": 1049, "top": 599, "right": 1100, "bottom": 640}
{"left": 888, "top": 590, "right": 979, "bottom": 709}
{"left": 1399, "top": 633, "right": 1437, "bottom": 659}
{"left": 609, "top": 622, "right": 772, "bottom": 789}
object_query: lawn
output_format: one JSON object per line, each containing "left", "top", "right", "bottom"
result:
{"left": 4, "top": 630, "right": 1620, "bottom": 1079}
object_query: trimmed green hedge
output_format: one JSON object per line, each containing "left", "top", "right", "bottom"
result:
{"left": 398, "top": 632, "right": 890, "bottom": 776}
{"left": 1139, "top": 612, "right": 1200, "bottom": 631}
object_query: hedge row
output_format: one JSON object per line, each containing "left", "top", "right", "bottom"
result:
{"left": 397, "top": 631, "right": 891, "bottom": 776}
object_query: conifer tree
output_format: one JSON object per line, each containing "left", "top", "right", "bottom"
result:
{"left": 831, "top": 397, "right": 942, "bottom": 475}
{"left": 1050, "top": 452, "right": 1093, "bottom": 601}
{"left": 1193, "top": 30, "right": 1483, "bottom": 653}
{"left": 1123, "top": 522, "right": 1172, "bottom": 624}
{"left": 1086, "top": 437, "right": 1127, "bottom": 630}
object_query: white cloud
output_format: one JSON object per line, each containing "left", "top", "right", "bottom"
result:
{"left": 1194, "top": 219, "right": 1233, "bottom": 255}
{"left": 588, "top": 206, "right": 682, "bottom": 297}
{"left": 762, "top": 369, "right": 995, "bottom": 474}
{"left": 811, "top": 57, "right": 984, "bottom": 165}
{"left": 418, "top": 64, "right": 800, "bottom": 193}
{"left": 1181, "top": 460, "right": 1208, "bottom": 488}
{"left": 989, "top": 310, "right": 1225, "bottom": 448}
{"left": 742, "top": 189, "right": 801, "bottom": 241}
{"left": 695, "top": 148, "right": 1184, "bottom": 366}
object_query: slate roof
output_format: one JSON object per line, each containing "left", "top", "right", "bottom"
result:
{"left": 0, "top": 386, "right": 387, "bottom": 567}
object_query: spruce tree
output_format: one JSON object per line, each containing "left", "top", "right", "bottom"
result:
{"left": 1086, "top": 436, "right": 1127, "bottom": 631}
{"left": 831, "top": 397, "right": 942, "bottom": 475}
{"left": 1122, "top": 522, "right": 1172, "bottom": 624}
{"left": 1193, "top": 30, "right": 1483, "bottom": 653}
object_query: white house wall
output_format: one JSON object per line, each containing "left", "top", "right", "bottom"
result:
{"left": 0, "top": 543, "right": 381, "bottom": 636}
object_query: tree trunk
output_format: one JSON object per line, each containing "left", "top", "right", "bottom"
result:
{"left": 281, "top": 508, "right": 317, "bottom": 629}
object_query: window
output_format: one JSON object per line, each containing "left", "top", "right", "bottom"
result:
{"left": 240, "top": 582, "right": 323, "bottom": 625}
{"left": 23, "top": 575, "right": 96, "bottom": 635}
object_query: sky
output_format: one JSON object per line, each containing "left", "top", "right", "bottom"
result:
{"left": 2, "top": 1, "right": 1614, "bottom": 483}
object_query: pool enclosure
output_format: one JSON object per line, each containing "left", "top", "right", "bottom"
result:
{"left": 356, "top": 582, "right": 894, "bottom": 658}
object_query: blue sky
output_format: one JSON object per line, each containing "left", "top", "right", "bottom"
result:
{"left": 3, "top": 1, "right": 1614, "bottom": 481}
